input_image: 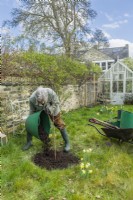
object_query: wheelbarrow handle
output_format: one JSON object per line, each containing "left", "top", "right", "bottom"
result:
{"left": 88, "top": 123, "right": 107, "bottom": 137}
{"left": 89, "top": 118, "right": 119, "bottom": 129}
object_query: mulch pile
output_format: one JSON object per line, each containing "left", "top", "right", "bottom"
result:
{"left": 33, "top": 149, "right": 80, "bottom": 170}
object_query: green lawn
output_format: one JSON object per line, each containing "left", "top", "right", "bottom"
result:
{"left": 1, "top": 105, "right": 133, "bottom": 200}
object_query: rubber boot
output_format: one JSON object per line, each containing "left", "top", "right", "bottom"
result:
{"left": 22, "top": 132, "right": 32, "bottom": 150}
{"left": 60, "top": 128, "right": 70, "bottom": 152}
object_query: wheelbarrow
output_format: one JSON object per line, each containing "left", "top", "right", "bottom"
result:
{"left": 88, "top": 110, "right": 133, "bottom": 144}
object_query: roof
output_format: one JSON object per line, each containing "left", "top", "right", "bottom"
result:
{"left": 77, "top": 47, "right": 113, "bottom": 62}
{"left": 100, "top": 60, "right": 133, "bottom": 79}
{"left": 99, "top": 44, "right": 129, "bottom": 60}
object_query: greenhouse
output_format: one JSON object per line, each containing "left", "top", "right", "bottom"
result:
{"left": 98, "top": 61, "right": 133, "bottom": 105}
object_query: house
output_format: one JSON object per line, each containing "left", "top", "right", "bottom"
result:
{"left": 76, "top": 44, "right": 131, "bottom": 105}
{"left": 98, "top": 61, "right": 133, "bottom": 105}
{"left": 99, "top": 44, "right": 129, "bottom": 61}
{"left": 77, "top": 44, "right": 129, "bottom": 72}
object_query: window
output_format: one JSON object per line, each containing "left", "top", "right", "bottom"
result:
{"left": 102, "top": 62, "right": 106, "bottom": 70}
{"left": 108, "top": 62, "right": 113, "bottom": 69}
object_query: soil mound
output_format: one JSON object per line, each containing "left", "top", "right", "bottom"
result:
{"left": 33, "top": 149, "right": 80, "bottom": 170}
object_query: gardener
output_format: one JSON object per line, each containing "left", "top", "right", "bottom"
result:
{"left": 23, "top": 86, "right": 70, "bottom": 152}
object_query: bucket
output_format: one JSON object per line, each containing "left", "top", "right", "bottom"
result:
{"left": 120, "top": 111, "right": 133, "bottom": 128}
{"left": 25, "top": 110, "right": 51, "bottom": 139}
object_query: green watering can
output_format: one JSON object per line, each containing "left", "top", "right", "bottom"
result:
{"left": 120, "top": 110, "right": 133, "bottom": 128}
{"left": 25, "top": 110, "right": 51, "bottom": 139}
{"left": 111, "top": 110, "right": 133, "bottom": 129}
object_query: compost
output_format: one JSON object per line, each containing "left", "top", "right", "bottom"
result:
{"left": 33, "top": 149, "right": 80, "bottom": 170}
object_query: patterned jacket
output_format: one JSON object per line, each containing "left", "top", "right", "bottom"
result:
{"left": 29, "top": 88, "right": 60, "bottom": 116}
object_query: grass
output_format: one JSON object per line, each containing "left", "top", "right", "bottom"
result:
{"left": 1, "top": 105, "right": 133, "bottom": 200}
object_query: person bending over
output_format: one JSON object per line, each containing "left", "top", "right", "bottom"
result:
{"left": 23, "top": 86, "right": 70, "bottom": 152}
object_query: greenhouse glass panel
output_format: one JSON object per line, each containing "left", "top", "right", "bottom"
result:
{"left": 114, "top": 66, "right": 118, "bottom": 72}
{"left": 119, "top": 74, "right": 124, "bottom": 80}
{"left": 126, "top": 80, "right": 132, "bottom": 93}
{"left": 113, "top": 74, "right": 119, "bottom": 80}
{"left": 119, "top": 64, "right": 123, "bottom": 71}
{"left": 113, "top": 81, "right": 124, "bottom": 93}
{"left": 118, "top": 81, "right": 123, "bottom": 92}
{"left": 102, "top": 81, "right": 110, "bottom": 93}
{"left": 126, "top": 71, "right": 132, "bottom": 78}
{"left": 119, "top": 64, "right": 125, "bottom": 72}
{"left": 113, "top": 81, "right": 117, "bottom": 92}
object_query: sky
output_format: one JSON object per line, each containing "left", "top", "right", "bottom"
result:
{"left": 0, "top": 0, "right": 133, "bottom": 57}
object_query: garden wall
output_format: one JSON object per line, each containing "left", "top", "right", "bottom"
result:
{"left": 0, "top": 81, "right": 97, "bottom": 134}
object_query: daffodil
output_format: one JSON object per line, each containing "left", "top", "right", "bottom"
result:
{"left": 89, "top": 170, "right": 93, "bottom": 174}
{"left": 87, "top": 148, "right": 92, "bottom": 152}
{"left": 82, "top": 169, "right": 86, "bottom": 174}
{"left": 96, "top": 195, "right": 101, "bottom": 199}
{"left": 80, "top": 163, "right": 84, "bottom": 169}
{"left": 85, "top": 163, "right": 91, "bottom": 168}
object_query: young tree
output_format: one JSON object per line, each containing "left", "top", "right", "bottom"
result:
{"left": 4, "top": 0, "right": 97, "bottom": 57}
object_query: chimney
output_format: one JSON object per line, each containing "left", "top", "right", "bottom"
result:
{"left": 125, "top": 44, "right": 129, "bottom": 57}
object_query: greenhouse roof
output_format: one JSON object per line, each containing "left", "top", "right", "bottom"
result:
{"left": 100, "top": 61, "right": 133, "bottom": 79}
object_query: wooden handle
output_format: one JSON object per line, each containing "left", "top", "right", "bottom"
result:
{"left": 89, "top": 118, "right": 119, "bottom": 129}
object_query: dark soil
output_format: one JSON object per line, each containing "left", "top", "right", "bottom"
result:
{"left": 34, "top": 125, "right": 80, "bottom": 170}
{"left": 33, "top": 149, "right": 80, "bottom": 170}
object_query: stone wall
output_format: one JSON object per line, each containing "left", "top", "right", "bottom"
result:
{"left": 0, "top": 81, "right": 97, "bottom": 134}
{"left": 0, "top": 84, "right": 35, "bottom": 133}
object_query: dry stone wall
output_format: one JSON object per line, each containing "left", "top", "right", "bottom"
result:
{"left": 0, "top": 83, "right": 35, "bottom": 133}
{"left": 0, "top": 81, "right": 97, "bottom": 134}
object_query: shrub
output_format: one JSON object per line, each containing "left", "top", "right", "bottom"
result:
{"left": 124, "top": 94, "right": 133, "bottom": 105}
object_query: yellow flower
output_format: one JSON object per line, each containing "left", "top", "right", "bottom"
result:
{"left": 89, "top": 170, "right": 93, "bottom": 174}
{"left": 49, "top": 134, "right": 53, "bottom": 138}
{"left": 87, "top": 148, "right": 92, "bottom": 153}
{"left": 80, "top": 163, "right": 84, "bottom": 169}
{"left": 96, "top": 195, "right": 101, "bottom": 199}
{"left": 85, "top": 163, "right": 91, "bottom": 168}
{"left": 82, "top": 169, "right": 86, "bottom": 174}
{"left": 80, "top": 158, "right": 83, "bottom": 161}
{"left": 83, "top": 149, "right": 86, "bottom": 153}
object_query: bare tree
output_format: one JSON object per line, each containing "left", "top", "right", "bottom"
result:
{"left": 4, "top": 0, "right": 97, "bottom": 57}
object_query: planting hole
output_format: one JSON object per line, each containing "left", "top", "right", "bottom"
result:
{"left": 33, "top": 149, "right": 80, "bottom": 170}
